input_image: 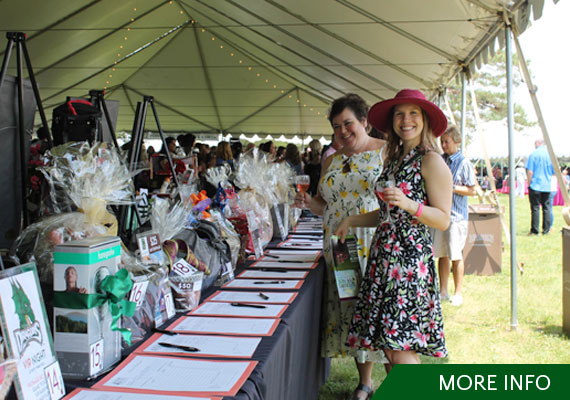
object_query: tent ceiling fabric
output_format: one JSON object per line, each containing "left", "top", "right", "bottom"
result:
{"left": 0, "top": 0, "right": 553, "bottom": 138}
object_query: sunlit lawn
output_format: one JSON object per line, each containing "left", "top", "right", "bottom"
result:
{"left": 318, "top": 193, "right": 570, "bottom": 400}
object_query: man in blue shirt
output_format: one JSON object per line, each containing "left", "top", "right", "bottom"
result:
{"left": 526, "top": 139, "right": 555, "bottom": 235}
{"left": 433, "top": 126, "right": 476, "bottom": 307}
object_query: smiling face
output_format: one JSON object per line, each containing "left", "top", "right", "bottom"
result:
{"left": 440, "top": 133, "right": 459, "bottom": 155}
{"left": 392, "top": 103, "right": 424, "bottom": 146}
{"left": 331, "top": 108, "right": 368, "bottom": 152}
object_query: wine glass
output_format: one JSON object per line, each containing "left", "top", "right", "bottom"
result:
{"left": 295, "top": 175, "right": 310, "bottom": 210}
{"left": 374, "top": 176, "right": 395, "bottom": 225}
{"left": 295, "top": 175, "right": 310, "bottom": 194}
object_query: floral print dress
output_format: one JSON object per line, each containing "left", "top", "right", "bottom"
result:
{"left": 318, "top": 148, "right": 384, "bottom": 359}
{"left": 347, "top": 146, "right": 447, "bottom": 358}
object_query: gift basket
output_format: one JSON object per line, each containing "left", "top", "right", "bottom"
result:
{"left": 228, "top": 151, "right": 275, "bottom": 255}
{"left": 11, "top": 142, "right": 134, "bottom": 287}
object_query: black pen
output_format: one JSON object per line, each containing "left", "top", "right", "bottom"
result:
{"left": 258, "top": 292, "right": 269, "bottom": 300}
{"left": 158, "top": 342, "right": 200, "bottom": 352}
{"left": 153, "top": 327, "right": 176, "bottom": 336}
{"left": 231, "top": 302, "right": 267, "bottom": 309}
{"left": 263, "top": 254, "right": 279, "bottom": 259}
{"left": 253, "top": 281, "right": 285, "bottom": 284}
{"left": 260, "top": 268, "right": 288, "bottom": 273}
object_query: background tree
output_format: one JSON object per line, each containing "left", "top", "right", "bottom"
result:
{"left": 444, "top": 52, "right": 537, "bottom": 147}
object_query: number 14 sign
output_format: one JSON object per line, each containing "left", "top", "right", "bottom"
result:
{"left": 44, "top": 361, "right": 65, "bottom": 400}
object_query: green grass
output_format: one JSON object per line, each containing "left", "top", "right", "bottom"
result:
{"left": 318, "top": 194, "right": 570, "bottom": 399}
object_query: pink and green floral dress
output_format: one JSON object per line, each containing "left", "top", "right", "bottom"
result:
{"left": 347, "top": 147, "right": 447, "bottom": 358}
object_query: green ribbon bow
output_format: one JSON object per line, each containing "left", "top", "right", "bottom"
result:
{"left": 53, "top": 268, "right": 137, "bottom": 345}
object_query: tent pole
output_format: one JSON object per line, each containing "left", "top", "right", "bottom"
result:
{"left": 460, "top": 69, "right": 468, "bottom": 153}
{"left": 505, "top": 24, "right": 518, "bottom": 331}
{"left": 512, "top": 31, "right": 570, "bottom": 208}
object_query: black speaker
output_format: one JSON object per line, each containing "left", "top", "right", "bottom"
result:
{"left": 51, "top": 98, "right": 102, "bottom": 145}
{"left": 0, "top": 75, "right": 35, "bottom": 250}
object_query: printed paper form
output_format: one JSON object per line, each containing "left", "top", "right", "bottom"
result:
{"left": 250, "top": 260, "right": 317, "bottom": 270}
{"left": 189, "top": 302, "right": 287, "bottom": 318}
{"left": 65, "top": 388, "right": 221, "bottom": 400}
{"left": 237, "top": 270, "right": 308, "bottom": 279}
{"left": 94, "top": 354, "right": 256, "bottom": 396}
{"left": 137, "top": 333, "right": 261, "bottom": 358}
{"left": 223, "top": 279, "right": 303, "bottom": 290}
{"left": 204, "top": 290, "right": 298, "bottom": 304}
{"left": 168, "top": 316, "right": 280, "bottom": 336}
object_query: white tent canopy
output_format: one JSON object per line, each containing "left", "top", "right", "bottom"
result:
{"left": 0, "top": 0, "right": 555, "bottom": 138}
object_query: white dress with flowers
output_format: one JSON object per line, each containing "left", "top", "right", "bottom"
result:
{"left": 318, "top": 148, "right": 384, "bottom": 358}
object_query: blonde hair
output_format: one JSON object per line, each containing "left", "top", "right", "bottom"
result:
{"left": 216, "top": 141, "right": 233, "bottom": 161}
{"left": 443, "top": 125, "right": 461, "bottom": 144}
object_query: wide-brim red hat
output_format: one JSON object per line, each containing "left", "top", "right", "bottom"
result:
{"left": 368, "top": 89, "right": 448, "bottom": 137}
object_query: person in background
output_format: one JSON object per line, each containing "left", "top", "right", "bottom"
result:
{"left": 336, "top": 89, "right": 452, "bottom": 369}
{"left": 159, "top": 137, "right": 185, "bottom": 175}
{"left": 515, "top": 162, "right": 527, "bottom": 197}
{"left": 526, "top": 139, "right": 554, "bottom": 235}
{"left": 276, "top": 145, "right": 286, "bottom": 162}
{"left": 147, "top": 146, "right": 156, "bottom": 158}
{"left": 215, "top": 141, "right": 235, "bottom": 170}
{"left": 304, "top": 139, "right": 322, "bottom": 195}
{"left": 321, "top": 133, "right": 342, "bottom": 165}
{"left": 433, "top": 125, "right": 476, "bottom": 307}
{"left": 295, "top": 93, "right": 387, "bottom": 400}
{"left": 283, "top": 143, "right": 303, "bottom": 175}
{"left": 231, "top": 140, "right": 243, "bottom": 162}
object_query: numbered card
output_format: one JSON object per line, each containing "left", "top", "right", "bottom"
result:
{"left": 89, "top": 339, "right": 104, "bottom": 376}
{"left": 273, "top": 203, "right": 287, "bottom": 241}
{"left": 246, "top": 211, "right": 264, "bottom": 259}
{"left": 129, "top": 279, "right": 149, "bottom": 309}
{"left": 136, "top": 231, "right": 164, "bottom": 265}
{"left": 164, "top": 291, "right": 176, "bottom": 319}
{"left": 44, "top": 361, "right": 65, "bottom": 400}
{"left": 171, "top": 259, "right": 198, "bottom": 278}
{"left": 283, "top": 203, "right": 290, "bottom": 234}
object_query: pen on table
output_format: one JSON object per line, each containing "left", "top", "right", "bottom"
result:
{"left": 259, "top": 292, "right": 270, "bottom": 300}
{"left": 158, "top": 342, "right": 200, "bottom": 352}
{"left": 153, "top": 327, "right": 177, "bottom": 336}
{"left": 231, "top": 302, "right": 267, "bottom": 309}
{"left": 253, "top": 281, "right": 286, "bottom": 284}
{"left": 263, "top": 254, "right": 279, "bottom": 259}
{"left": 260, "top": 268, "right": 288, "bottom": 273}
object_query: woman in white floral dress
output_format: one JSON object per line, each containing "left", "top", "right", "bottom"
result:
{"left": 296, "top": 93, "right": 386, "bottom": 400}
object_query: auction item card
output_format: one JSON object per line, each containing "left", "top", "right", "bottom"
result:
{"left": 93, "top": 354, "right": 257, "bottom": 397}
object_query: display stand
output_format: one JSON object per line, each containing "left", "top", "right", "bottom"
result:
{"left": 118, "top": 95, "right": 178, "bottom": 240}
{"left": 0, "top": 32, "right": 53, "bottom": 228}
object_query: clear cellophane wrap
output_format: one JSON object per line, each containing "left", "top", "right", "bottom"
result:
{"left": 231, "top": 151, "right": 274, "bottom": 249}
{"left": 10, "top": 142, "right": 134, "bottom": 285}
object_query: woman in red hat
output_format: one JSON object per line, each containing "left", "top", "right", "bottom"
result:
{"left": 336, "top": 89, "right": 453, "bottom": 368}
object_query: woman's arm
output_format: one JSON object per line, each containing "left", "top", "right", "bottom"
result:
{"left": 334, "top": 209, "right": 380, "bottom": 242}
{"left": 294, "top": 153, "right": 335, "bottom": 216}
{"left": 379, "top": 151, "right": 452, "bottom": 231}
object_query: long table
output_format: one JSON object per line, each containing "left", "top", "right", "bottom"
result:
{"left": 225, "top": 258, "right": 329, "bottom": 400}
{"left": 57, "top": 255, "right": 329, "bottom": 400}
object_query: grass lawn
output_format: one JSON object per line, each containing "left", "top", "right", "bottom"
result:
{"left": 318, "top": 193, "right": 570, "bottom": 400}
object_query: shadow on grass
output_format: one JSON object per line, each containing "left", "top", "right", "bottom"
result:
{"left": 533, "top": 324, "right": 570, "bottom": 339}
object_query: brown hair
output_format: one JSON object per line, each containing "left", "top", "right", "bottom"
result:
{"left": 384, "top": 107, "right": 441, "bottom": 163}
{"left": 328, "top": 93, "right": 370, "bottom": 132}
{"left": 216, "top": 141, "right": 233, "bottom": 161}
{"left": 285, "top": 143, "right": 301, "bottom": 165}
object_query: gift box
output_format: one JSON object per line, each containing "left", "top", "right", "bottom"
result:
{"left": 53, "top": 236, "right": 122, "bottom": 379}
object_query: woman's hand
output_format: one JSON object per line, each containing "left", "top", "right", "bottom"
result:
{"left": 294, "top": 191, "right": 311, "bottom": 209}
{"left": 380, "top": 186, "right": 415, "bottom": 214}
{"left": 334, "top": 216, "right": 353, "bottom": 243}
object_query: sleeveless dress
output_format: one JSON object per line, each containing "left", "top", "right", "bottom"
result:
{"left": 347, "top": 147, "right": 447, "bottom": 358}
{"left": 318, "top": 148, "right": 384, "bottom": 359}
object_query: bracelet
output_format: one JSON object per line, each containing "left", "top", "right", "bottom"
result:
{"left": 414, "top": 202, "right": 423, "bottom": 218}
